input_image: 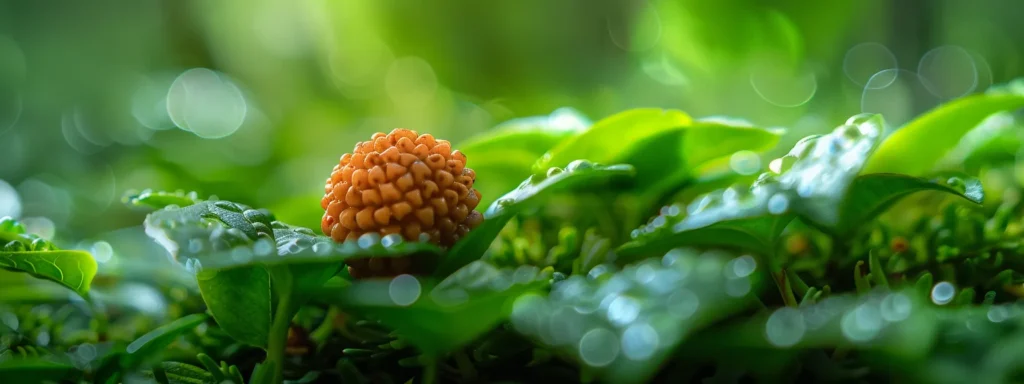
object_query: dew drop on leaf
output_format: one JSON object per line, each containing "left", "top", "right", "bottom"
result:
{"left": 931, "top": 281, "right": 956, "bottom": 305}
{"left": 620, "top": 322, "right": 659, "bottom": 360}
{"left": 765, "top": 307, "right": 806, "bottom": 347}
{"left": 577, "top": 328, "right": 619, "bottom": 367}
{"left": 388, "top": 274, "right": 421, "bottom": 306}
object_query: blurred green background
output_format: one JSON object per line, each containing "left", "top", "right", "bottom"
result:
{"left": 0, "top": 0, "right": 1022, "bottom": 249}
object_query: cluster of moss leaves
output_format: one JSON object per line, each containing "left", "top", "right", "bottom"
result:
{"left": 2, "top": 80, "right": 1024, "bottom": 383}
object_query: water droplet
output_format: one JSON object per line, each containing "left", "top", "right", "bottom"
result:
{"left": 724, "top": 278, "right": 752, "bottom": 297}
{"left": 388, "top": 274, "right": 421, "bottom": 306}
{"left": 931, "top": 282, "right": 956, "bottom": 305}
{"left": 765, "top": 307, "right": 806, "bottom": 347}
{"left": 621, "top": 322, "right": 660, "bottom": 360}
{"left": 312, "top": 242, "right": 332, "bottom": 255}
{"left": 729, "top": 151, "right": 761, "bottom": 176}
{"left": 767, "top": 193, "right": 790, "bottom": 214}
{"left": 381, "top": 233, "right": 404, "bottom": 248}
{"left": 726, "top": 255, "right": 757, "bottom": 278}
{"left": 769, "top": 155, "right": 798, "bottom": 174}
{"left": 607, "top": 296, "right": 641, "bottom": 327}
{"left": 230, "top": 247, "right": 253, "bottom": 263}
{"left": 546, "top": 167, "right": 563, "bottom": 178}
{"left": 946, "top": 177, "right": 966, "bottom": 193}
{"left": 666, "top": 289, "right": 699, "bottom": 319}
{"left": 566, "top": 160, "right": 593, "bottom": 172}
{"left": 0, "top": 313, "right": 18, "bottom": 330}
{"left": 578, "top": 328, "right": 620, "bottom": 367}
{"left": 988, "top": 306, "right": 1009, "bottom": 323}
{"left": 879, "top": 293, "right": 912, "bottom": 322}
{"left": 511, "top": 293, "right": 547, "bottom": 334}
{"left": 92, "top": 241, "right": 114, "bottom": 263}
{"left": 357, "top": 233, "right": 382, "bottom": 249}
{"left": 840, "top": 303, "right": 883, "bottom": 342}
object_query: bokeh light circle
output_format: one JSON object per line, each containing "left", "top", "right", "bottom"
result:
{"left": 918, "top": 45, "right": 978, "bottom": 99}
{"left": 861, "top": 69, "right": 940, "bottom": 128}
{"left": 843, "top": 43, "right": 897, "bottom": 87}
{"left": 749, "top": 62, "right": 817, "bottom": 108}
{"left": 166, "top": 68, "right": 248, "bottom": 139}
{"left": 0, "top": 179, "right": 22, "bottom": 218}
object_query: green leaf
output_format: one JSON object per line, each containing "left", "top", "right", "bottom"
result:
{"left": 326, "top": 261, "right": 551, "bottom": 355}
{"left": 510, "top": 249, "right": 761, "bottom": 384}
{"left": 533, "top": 108, "right": 692, "bottom": 173}
{"left": 125, "top": 313, "right": 209, "bottom": 368}
{"left": 627, "top": 117, "right": 782, "bottom": 214}
{"left": 864, "top": 78, "right": 1024, "bottom": 175}
{"left": 834, "top": 174, "right": 984, "bottom": 235}
{"left": 0, "top": 359, "right": 80, "bottom": 384}
{"left": 0, "top": 217, "right": 97, "bottom": 298}
{"left": 147, "top": 362, "right": 218, "bottom": 384}
{"left": 198, "top": 267, "right": 272, "bottom": 347}
{"left": 937, "top": 111, "right": 1021, "bottom": 170}
{"left": 687, "top": 290, "right": 935, "bottom": 363}
{"left": 458, "top": 108, "right": 589, "bottom": 209}
{"left": 436, "top": 161, "right": 634, "bottom": 277}
{"left": 620, "top": 114, "right": 885, "bottom": 256}
{"left": 618, "top": 186, "right": 795, "bottom": 259}
{"left": 123, "top": 189, "right": 200, "bottom": 211}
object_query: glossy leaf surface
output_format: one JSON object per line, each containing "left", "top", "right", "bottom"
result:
{"left": 510, "top": 249, "right": 761, "bottom": 384}
{"left": 326, "top": 261, "right": 551, "bottom": 355}
{"left": 864, "top": 79, "right": 1024, "bottom": 175}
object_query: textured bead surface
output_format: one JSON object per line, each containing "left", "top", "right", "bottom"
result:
{"left": 321, "top": 128, "right": 484, "bottom": 251}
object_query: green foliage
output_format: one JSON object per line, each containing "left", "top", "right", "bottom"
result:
{"left": 124, "top": 314, "right": 209, "bottom": 368}
{"left": 0, "top": 217, "right": 97, "bottom": 298}
{"left": 511, "top": 248, "right": 762, "bottom": 384}
{"left": 458, "top": 108, "right": 590, "bottom": 209}
{"left": 864, "top": 79, "right": 1024, "bottom": 176}
{"left": 325, "top": 261, "right": 551, "bottom": 355}
{"left": 12, "top": 87, "right": 1024, "bottom": 383}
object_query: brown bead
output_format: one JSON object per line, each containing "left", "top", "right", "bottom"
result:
{"left": 379, "top": 183, "right": 400, "bottom": 203}
{"left": 321, "top": 128, "right": 486, "bottom": 258}
{"left": 374, "top": 207, "right": 391, "bottom": 226}
{"left": 368, "top": 166, "right": 387, "bottom": 186}
{"left": 392, "top": 202, "right": 412, "bottom": 220}
{"left": 386, "top": 163, "right": 407, "bottom": 180}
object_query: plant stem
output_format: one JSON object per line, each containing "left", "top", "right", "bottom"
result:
{"left": 265, "top": 267, "right": 296, "bottom": 384}
{"left": 423, "top": 356, "right": 438, "bottom": 384}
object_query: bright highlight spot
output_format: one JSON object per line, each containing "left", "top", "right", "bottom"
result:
{"left": 166, "top": 68, "right": 248, "bottom": 139}
{"left": 0, "top": 179, "right": 22, "bottom": 218}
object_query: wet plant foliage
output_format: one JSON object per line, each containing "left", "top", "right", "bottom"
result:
{"left": 5, "top": 79, "right": 1024, "bottom": 384}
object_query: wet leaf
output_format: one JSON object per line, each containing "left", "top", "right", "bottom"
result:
{"left": 864, "top": 78, "right": 1024, "bottom": 175}
{"left": 437, "top": 161, "right": 634, "bottom": 277}
{"left": 198, "top": 267, "right": 272, "bottom": 347}
{"left": 835, "top": 174, "right": 984, "bottom": 235}
{"left": 0, "top": 217, "right": 97, "bottom": 298}
{"left": 685, "top": 290, "right": 935, "bottom": 367}
{"left": 534, "top": 108, "right": 692, "bottom": 173}
{"left": 124, "top": 313, "right": 209, "bottom": 368}
{"left": 509, "top": 249, "right": 761, "bottom": 384}
{"left": 620, "top": 114, "right": 885, "bottom": 257}
{"left": 937, "top": 111, "right": 1021, "bottom": 171}
{"left": 459, "top": 108, "right": 590, "bottom": 209}
{"left": 122, "top": 189, "right": 200, "bottom": 211}
{"left": 0, "top": 359, "right": 80, "bottom": 384}
{"left": 325, "top": 261, "right": 551, "bottom": 355}
{"left": 146, "top": 362, "right": 218, "bottom": 384}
